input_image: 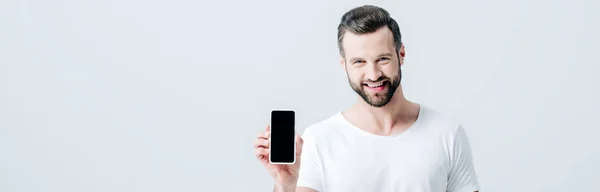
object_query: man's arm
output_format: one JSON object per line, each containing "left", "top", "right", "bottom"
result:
{"left": 273, "top": 183, "right": 318, "bottom": 192}
{"left": 446, "top": 125, "right": 481, "bottom": 192}
{"left": 296, "top": 187, "right": 318, "bottom": 192}
{"left": 273, "top": 186, "right": 317, "bottom": 192}
{"left": 272, "top": 128, "right": 322, "bottom": 192}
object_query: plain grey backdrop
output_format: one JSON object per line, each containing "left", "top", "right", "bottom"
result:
{"left": 1, "top": 0, "right": 599, "bottom": 191}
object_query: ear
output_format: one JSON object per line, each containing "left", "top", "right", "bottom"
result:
{"left": 398, "top": 44, "right": 406, "bottom": 66}
{"left": 340, "top": 57, "right": 347, "bottom": 72}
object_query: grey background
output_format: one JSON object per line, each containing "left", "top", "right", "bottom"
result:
{"left": 1, "top": 0, "right": 599, "bottom": 191}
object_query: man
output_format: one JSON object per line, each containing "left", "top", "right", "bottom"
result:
{"left": 253, "top": 5, "right": 480, "bottom": 192}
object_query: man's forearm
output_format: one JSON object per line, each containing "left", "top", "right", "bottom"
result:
{"left": 274, "top": 182, "right": 296, "bottom": 192}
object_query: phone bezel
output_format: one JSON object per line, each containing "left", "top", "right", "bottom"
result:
{"left": 269, "top": 109, "right": 296, "bottom": 165}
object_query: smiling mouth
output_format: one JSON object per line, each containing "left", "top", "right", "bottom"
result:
{"left": 363, "top": 81, "right": 388, "bottom": 92}
{"left": 364, "top": 81, "right": 385, "bottom": 87}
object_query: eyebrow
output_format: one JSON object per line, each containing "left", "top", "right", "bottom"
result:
{"left": 348, "top": 53, "right": 394, "bottom": 62}
{"left": 377, "top": 53, "right": 394, "bottom": 58}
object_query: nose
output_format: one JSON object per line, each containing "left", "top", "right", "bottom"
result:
{"left": 365, "top": 62, "right": 383, "bottom": 81}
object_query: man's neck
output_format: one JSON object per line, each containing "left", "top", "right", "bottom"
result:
{"left": 342, "top": 88, "right": 420, "bottom": 136}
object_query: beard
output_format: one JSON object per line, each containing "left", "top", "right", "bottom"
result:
{"left": 348, "top": 68, "right": 402, "bottom": 108}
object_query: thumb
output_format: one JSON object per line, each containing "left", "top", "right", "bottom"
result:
{"left": 296, "top": 134, "right": 304, "bottom": 156}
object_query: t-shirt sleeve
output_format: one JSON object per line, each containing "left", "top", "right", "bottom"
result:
{"left": 447, "top": 125, "right": 480, "bottom": 192}
{"left": 296, "top": 128, "right": 323, "bottom": 192}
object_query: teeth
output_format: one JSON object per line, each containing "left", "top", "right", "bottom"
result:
{"left": 366, "top": 82, "right": 384, "bottom": 88}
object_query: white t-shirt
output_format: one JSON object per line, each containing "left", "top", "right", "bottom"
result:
{"left": 297, "top": 104, "right": 480, "bottom": 192}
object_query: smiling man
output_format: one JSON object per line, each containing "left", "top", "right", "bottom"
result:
{"left": 254, "top": 5, "right": 480, "bottom": 192}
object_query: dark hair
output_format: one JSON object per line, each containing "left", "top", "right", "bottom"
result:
{"left": 337, "top": 5, "right": 402, "bottom": 57}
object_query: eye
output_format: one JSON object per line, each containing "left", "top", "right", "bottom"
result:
{"left": 353, "top": 60, "right": 365, "bottom": 64}
{"left": 378, "top": 57, "right": 391, "bottom": 64}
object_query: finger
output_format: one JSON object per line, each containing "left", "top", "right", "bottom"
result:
{"left": 255, "top": 147, "right": 269, "bottom": 158}
{"left": 297, "top": 134, "right": 304, "bottom": 145}
{"left": 258, "top": 154, "right": 269, "bottom": 166}
{"left": 265, "top": 124, "right": 270, "bottom": 131}
{"left": 253, "top": 138, "right": 269, "bottom": 148}
{"left": 296, "top": 134, "right": 304, "bottom": 155}
{"left": 256, "top": 131, "right": 270, "bottom": 139}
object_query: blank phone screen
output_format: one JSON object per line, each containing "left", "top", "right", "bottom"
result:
{"left": 270, "top": 110, "right": 295, "bottom": 163}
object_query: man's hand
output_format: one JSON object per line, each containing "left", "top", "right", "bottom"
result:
{"left": 254, "top": 124, "right": 304, "bottom": 191}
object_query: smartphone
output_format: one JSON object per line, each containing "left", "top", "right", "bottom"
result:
{"left": 269, "top": 109, "right": 296, "bottom": 164}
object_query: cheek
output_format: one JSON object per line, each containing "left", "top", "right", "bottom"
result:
{"left": 383, "top": 64, "right": 400, "bottom": 76}
{"left": 347, "top": 69, "right": 364, "bottom": 82}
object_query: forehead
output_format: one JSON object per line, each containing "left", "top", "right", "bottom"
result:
{"left": 342, "top": 26, "right": 395, "bottom": 57}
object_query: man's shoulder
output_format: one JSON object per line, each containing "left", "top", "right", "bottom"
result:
{"left": 419, "top": 105, "right": 463, "bottom": 136}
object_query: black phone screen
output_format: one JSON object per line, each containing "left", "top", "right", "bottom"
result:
{"left": 270, "top": 110, "right": 295, "bottom": 163}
